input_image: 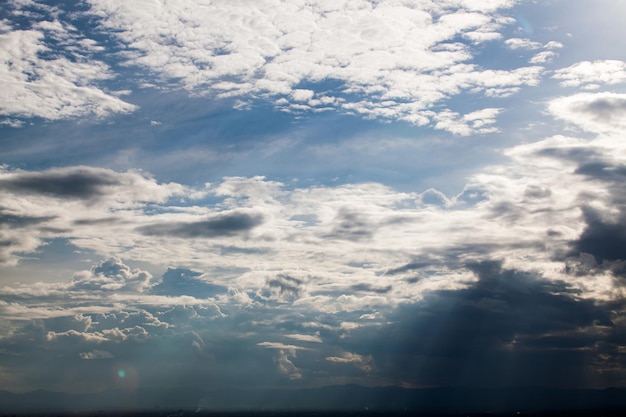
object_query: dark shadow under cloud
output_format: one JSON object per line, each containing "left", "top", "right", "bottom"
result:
{"left": 344, "top": 260, "right": 623, "bottom": 388}
{"left": 324, "top": 208, "right": 374, "bottom": 241}
{"left": 0, "top": 167, "right": 122, "bottom": 200}
{"left": 0, "top": 212, "right": 55, "bottom": 227}
{"left": 578, "top": 95, "right": 626, "bottom": 123}
{"left": 570, "top": 206, "right": 626, "bottom": 266}
{"left": 138, "top": 212, "right": 264, "bottom": 238}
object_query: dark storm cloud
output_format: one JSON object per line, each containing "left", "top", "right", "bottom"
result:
{"left": 0, "top": 167, "right": 122, "bottom": 199}
{"left": 571, "top": 206, "right": 626, "bottom": 263}
{"left": 343, "top": 260, "right": 622, "bottom": 387}
{"left": 138, "top": 212, "right": 264, "bottom": 238}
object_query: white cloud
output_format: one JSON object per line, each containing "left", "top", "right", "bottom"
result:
{"left": 0, "top": 166, "right": 192, "bottom": 266}
{"left": 0, "top": 118, "right": 25, "bottom": 128}
{"left": 553, "top": 60, "right": 626, "bottom": 89}
{"left": 544, "top": 40, "right": 564, "bottom": 50}
{"left": 433, "top": 107, "right": 502, "bottom": 135}
{"left": 285, "top": 334, "right": 323, "bottom": 343}
{"left": 0, "top": 5, "right": 136, "bottom": 120}
{"left": 257, "top": 342, "right": 309, "bottom": 350}
{"left": 326, "top": 351, "right": 374, "bottom": 373}
{"left": 505, "top": 37, "right": 542, "bottom": 50}
{"left": 530, "top": 51, "right": 557, "bottom": 64}
{"left": 77, "top": 0, "right": 540, "bottom": 133}
{"left": 70, "top": 257, "right": 153, "bottom": 292}
{"left": 548, "top": 92, "right": 626, "bottom": 133}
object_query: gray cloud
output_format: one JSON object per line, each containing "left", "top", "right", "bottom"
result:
{"left": 263, "top": 274, "right": 305, "bottom": 302}
{"left": 0, "top": 212, "right": 55, "bottom": 228}
{"left": 138, "top": 212, "right": 264, "bottom": 238}
{"left": 582, "top": 96, "right": 626, "bottom": 122}
{"left": 350, "top": 283, "right": 392, "bottom": 294}
{"left": 69, "top": 257, "right": 153, "bottom": 292}
{"left": 0, "top": 167, "right": 123, "bottom": 199}
{"left": 151, "top": 267, "right": 226, "bottom": 298}
{"left": 324, "top": 208, "right": 374, "bottom": 241}
{"left": 575, "top": 162, "right": 626, "bottom": 182}
{"left": 571, "top": 206, "right": 626, "bottom": 264}
{"left": 345, "top": 260, "right": 621, "bottom": 388}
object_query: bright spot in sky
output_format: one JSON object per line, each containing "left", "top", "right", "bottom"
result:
{"left": 118, "top": 369, "right": 126, "bottom": 379}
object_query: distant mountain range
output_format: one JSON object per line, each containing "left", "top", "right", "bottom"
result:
{"left": 2, "top": 385, "right": 626, "bottom": 414}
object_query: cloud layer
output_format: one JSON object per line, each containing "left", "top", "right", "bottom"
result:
{"left": 2, "top": 89, "right": 626, "bottom": 390}
{"left": 2, "top": 0, "right": 626, "bottom": 400}
{"left": 0, "top": 0, "right": 560, "bottom": 134}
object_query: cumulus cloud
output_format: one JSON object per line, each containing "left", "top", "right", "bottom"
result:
{"left": 553, "top": 60, "right": 626, "bottom": 90}
{"left": 0, "top": 166, "right": 191, "bottom": 266}
{"left": 63, "top": 0, "right": 541, "bottom": 133}
{"left": 0, "top": 1, "right": 135, "bottom": 120}
{"left": 548, "top": 92, "right": 626, "bottom": 133}
{"left": 529, "top": 51, "right": 557, "bottom": 64}
{"left": 505, "top": 37, "right": 542, "bottom": 50}
{"left": 70, "top": 257, "right": 153, "bottom": 292}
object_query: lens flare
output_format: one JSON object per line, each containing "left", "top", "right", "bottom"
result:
{"left": 515, "top": 15, "right": 534, "bottom": 36}
{"left": 112, "top": 363, "right": 138, "bottom": 391}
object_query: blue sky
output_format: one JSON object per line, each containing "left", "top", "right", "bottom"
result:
{"left": 1, "top": 0, "right": 626, "bottom": 402}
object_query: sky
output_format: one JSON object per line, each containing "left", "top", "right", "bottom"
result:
{"left": 1, "top": 0, "right": 626, "bottom": 403}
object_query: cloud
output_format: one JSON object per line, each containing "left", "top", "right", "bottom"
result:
{"left": 548, "top": 92, "right": 626, "bottom": 133}
{"left": 326, "top": 352, "right": 374, "bottom": 373}
{"left": 68, "top": 0, "right": 541, "bottom": 133}
{"left": 529, "top": 51, "right": 557, "bottom": 64}
{"left": 553, "top": 60, "right": 626, "bottom": 90}
{"left": 571, "top": 206, "right": 626, "bottom": 264}
{"left": 0, "top": 1, "right": 135, "bottom": 120}
{"left": 79, "top": 350, "right": 113, "bottom": 360}
{"left": 0, "top": 167, "right": 125, "bottom": 200}
{"left": 0, "top": 166, "right": 186, "bottom": 203}
{"left": 0, "top": 166, "right": 190, "bottom": 266}
{"left": 69, "top": 257, "right": 153, "bottom": 292}
{"left": 151, "top": 268, "right": 226, "bottom": 298}
{"left": 138, "top": 211, "right": 264, "bottom": 239}
{"left": 262, "top": 274, "right": 307, "bottom": 303}
{"left": 285, "top": 334, "right": 323, "bottom": 343}
{"left": 3, "top": 84, "right": 626, "bottom": 391}
{"left": 350, "top": 260, "right": 621, "bottom": 387}
{"left": 505, "top": 38, "right": 542, "bottom": 50}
